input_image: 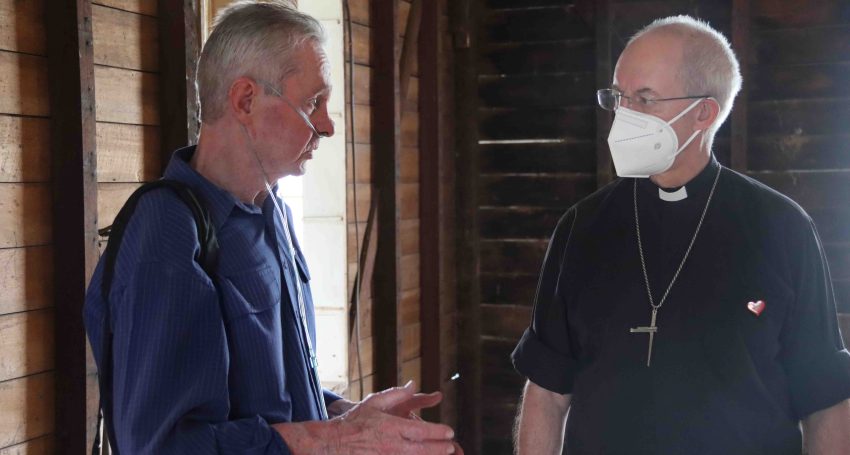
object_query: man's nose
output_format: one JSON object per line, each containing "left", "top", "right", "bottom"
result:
{"left": 315, "top": 111, "right": 335, "bottom": 138}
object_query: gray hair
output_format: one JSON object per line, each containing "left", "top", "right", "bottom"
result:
{"left": 629, "top": 15, "right": 742, "bottom": 146}
{"left": 197, "top": 0, "right": 326, "bottom": 123}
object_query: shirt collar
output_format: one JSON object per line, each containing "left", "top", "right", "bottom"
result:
{"left": 163, "top": 146, "right": 263, "bottom": 230}
{"left": 637, "top": 154, "right": 721, "bottom": 203}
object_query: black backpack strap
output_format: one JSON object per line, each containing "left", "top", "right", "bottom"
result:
{"left": 95, "top": 179, "right": 219, "bottom": 454}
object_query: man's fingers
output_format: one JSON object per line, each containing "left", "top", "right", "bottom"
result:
{"left": 452, "top": 442, "right": 465, "bottom": 455}
{"left": 388, "top": 392, "right": 443, "bottom": 418}
{"left": 397, "top": 418, "right": 455, "bottom": 442}
{"left": 365, "top": 382, "right": 417, "bottom": 409}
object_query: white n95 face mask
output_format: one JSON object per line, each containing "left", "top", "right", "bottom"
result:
{"left": 607, "top": 98, "right": 704, "bottom": 178}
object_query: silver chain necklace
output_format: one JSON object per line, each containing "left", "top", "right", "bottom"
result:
{"left": 629, "top": 165, "right": 722, "bottom": 366}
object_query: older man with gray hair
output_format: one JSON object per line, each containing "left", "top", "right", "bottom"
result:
{"left": 84, "top": 1, "right": 460, "bottom": 454}
{"left": 511, "top": 15, "right": 850, "bottom": 455}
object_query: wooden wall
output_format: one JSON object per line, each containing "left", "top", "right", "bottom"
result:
{"left": 0, "top": 0, "right": 55, "bottom": 452}
{"left": 463, "top": 0, "right": 850, "bottom": 453}
{"left": 0, "top": 0, "right": 163, "bottom": 452}
{"left": 347, "top": 0, "right": 459, "bottom": 415}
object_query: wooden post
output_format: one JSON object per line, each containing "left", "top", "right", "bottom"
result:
{"left": 730, "top": 0, "right": 750, "bottom": 172}
{"left": 452, "top": 0, "right": 482, "bottom": 451}
{"left": 371, "top": 0, "right": 402, "bottom": 391}
{"left": 419, "top": 0, "right": 441, "bottom": 421}
{"left": 400, "top": 0, "right": 423, "bottom": 114}
{"left": 595, "top": 0, "right": 614, "bottom": 187}
{"left": 159, "top": 0, "right": 202, "bottom": 169}
{"left": 47, "top": 0, "right": 99, "bottom": 452}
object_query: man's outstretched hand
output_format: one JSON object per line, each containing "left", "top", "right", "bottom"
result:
{"left": 275, "top": 381, "right": 463, "bottom": 454}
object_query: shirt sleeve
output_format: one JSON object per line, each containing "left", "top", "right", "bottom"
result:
{"left": 323, "top": 389, "right": 343, "bottom": 406}
{"left": 780, "top": 216, "right": 850, "bottom": 419}
{"left": 110, "top": 259, "right": 292, "bottom": 455}
{"left": 511, "top": 208, "right": 580, "bottom": 394}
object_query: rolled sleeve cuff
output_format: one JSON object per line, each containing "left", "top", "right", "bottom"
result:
{"left": 323, "top": 389, "right": 343, "bottom": 406}
{"left": 787, "top": 349, "right": 850, "bottom": 419}
{"left": 511, "top": 327, "right": 578, "bottom": 394}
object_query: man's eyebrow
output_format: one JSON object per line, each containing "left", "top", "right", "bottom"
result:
{"left": 635, "top": 87, "right": 659, "bottom": 96}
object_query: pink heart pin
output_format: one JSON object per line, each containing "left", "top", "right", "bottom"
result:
{"left": 747, "top": 300, "right": 765, "bottom": 316}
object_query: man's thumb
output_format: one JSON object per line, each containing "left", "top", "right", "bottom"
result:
{"left": 368, "top": 380, "right": 416, "bottom": 409}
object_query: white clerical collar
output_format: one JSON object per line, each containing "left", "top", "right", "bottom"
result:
{"left": 659, "top": 186, "right": 688, "bottom": 202}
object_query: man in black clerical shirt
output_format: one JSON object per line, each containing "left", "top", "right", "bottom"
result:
{"left": 511, "top": 15, "right": 850, "bottom": 455}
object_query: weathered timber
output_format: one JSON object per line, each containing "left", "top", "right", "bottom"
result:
{"left": 749, "top": 98, "right": 850, "bottom": 137}
{"left": 481, "top": 303, "right": 531, "bottom": 340}
{"left": 595, "top": 0, "right": 613, "bottom": 187}
{"left": 0, "top": 116, "right": 50, "bottom": 183}
{"left": 478, "top": 39, "right": 595, "bottom": 75}
{"left": 478, "top": 174, "right": 597, "bottom": 207}
{"left": 750, "top": 63, "right": 850, "bottom": 102}
{"left": 749, "top": 134, "right": 850, "bottom": 172}
{"left": 0, "top": 309, "right": 54, "bottom": 382}
{"left": 752, "top": 0, "right": 850, "bottom": 29}
{"left": 480, "top": 206, "right": 567, "bottom": 240}
{"left": 753, "top": 25, "right": 850, "bottom": 66}
{"left": 96, "top": 123, "right": 161, "bottom": 182}
{"left": 158, "top": 0, "right": 200, "bottom": 167}
{"left": 0, "top": 246, "right": 53, "bottom": 315}
{"left": 453, "top": 0, "right": 482, "bottom": 448}
{"left": 94, "top": 66, "right": 160, "bottom": 125}
{"left": 92, "top": 4, "right": 159, "bottom": 71}
{"left": 478, "top": 106, "right": 595, "bottom": 140}
{"left": 94, "top": 0, "right": 157, "bottom": 16}
{"left": 478, "top": 72, "right": 595, "bottom": 108}
{"left": 482, "top": 6, "right": 591, "bottom": 44}
{"left": 371, "top": 0, "right": 402, "bottom": 391}
{"left": 749, "top": 170, "right": 850, "bottom": 210}
{"left": 419, "top": 0, "right": 442, "bottom": 419}
{"left": 0, "top": 0, "right": 47, "bottom": 55}
{"left": 479, "top": 239, "right": 549, "bottom": 276}
{"left": 47, "top": 1, "right": 99, "bottom": 450}
{"left": 731, "top": 0, "right": 749, "bottom": 172}
{"left": 480, "top": 273, "right": 541, "bottom": 305}
{"left": 0, "top": 52, "right": 50, "bottom": 117}
{"left": 480, "top": 142, "right": 596, "bottom": 174}
{"left": 0, "top": 372, "right": 54, "bottom": 449}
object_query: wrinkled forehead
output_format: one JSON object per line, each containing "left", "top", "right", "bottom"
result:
{"left": 290, "top": 41, "right": 332, "bottom": 94}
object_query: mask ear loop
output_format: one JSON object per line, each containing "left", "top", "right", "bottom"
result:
{"left": 667, "top": 97, "right": 706, "bottom": 125}
{"left": 667, "top": 97, "right": 707, "bottom": 154}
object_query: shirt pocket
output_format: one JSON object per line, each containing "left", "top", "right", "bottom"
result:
{"left": 221, "top": 265, "right": 282, "bottom": 321}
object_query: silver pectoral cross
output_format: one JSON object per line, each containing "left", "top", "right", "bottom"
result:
{"left": 629, "top": 308, "right": 658, "bottom": 367}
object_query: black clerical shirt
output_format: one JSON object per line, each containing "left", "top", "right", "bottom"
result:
{"left": 512, "top": 156, "right": 850, "bottom": 454}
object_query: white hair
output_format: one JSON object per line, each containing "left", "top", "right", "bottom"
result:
{"left": 197, "top": 0, "right": 326, "bottom": 123}
{"left": 629, "top": 15, "right": 742, "bottom": 147}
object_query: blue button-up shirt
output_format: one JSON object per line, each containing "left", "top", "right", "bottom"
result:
{"left": 84, "top": 147, "right": 341, "bottom": 454}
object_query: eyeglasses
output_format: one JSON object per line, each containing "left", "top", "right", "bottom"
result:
{"left": 257, "top": 79, "right": 330, "bottom": 138}
{"left": 597, "top": 88, "right": 709, "bottom": 112}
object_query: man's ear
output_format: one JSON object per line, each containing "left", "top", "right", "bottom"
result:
{"left": 696, "top": 98, "right": 720, "bottom": 131}
{"left": 229, "top": 77, "right": 260, "bottom": 125}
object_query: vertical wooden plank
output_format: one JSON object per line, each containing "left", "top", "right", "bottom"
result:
{"left": 400, "top": 0, "right": 422, "bottom": 114}
{"left": 371, "top": 0, "right": 402, "bottom": 391}
{"left": 452, "top": 0, "right": 481, "bottom": 452}
{"left": 418, "top": 0, "right": 441, "bottom": 422}
{"left": 158, "top": 0, "right": 201, "bottom": 169}
{"left": 46, "top": 0, "right": 99, "bottom": 452}
{"left": 595, "top": 0, "right": 614, "bottom": 187}
{"left": 730, "top": 0, "right": 749, "bottom": 172}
